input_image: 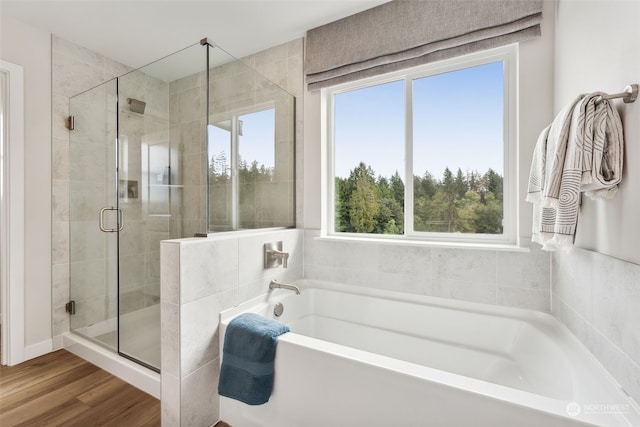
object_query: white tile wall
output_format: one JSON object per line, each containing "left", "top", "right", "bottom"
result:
{"left": 553, "top": 248, "right": 640, "bottom": 403}
{"left": 304, "top": 229, "right": 551, "bottom": 311}
{"left": 160, "top": 228, "right": 304, "bottom": 426}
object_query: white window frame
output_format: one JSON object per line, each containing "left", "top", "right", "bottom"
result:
{"left": 322, "top": 44, "right": 518, "bottom": 247}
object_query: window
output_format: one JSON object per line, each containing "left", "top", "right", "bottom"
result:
{"left": 324, "top": 45, "right": 517, "bottom": 245}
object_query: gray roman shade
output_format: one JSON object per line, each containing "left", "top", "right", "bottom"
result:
{"left": 305, "top": 0, "right": 543, "bottom": 90}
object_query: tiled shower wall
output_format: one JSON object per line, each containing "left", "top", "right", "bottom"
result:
{"left": 168, "top": 69, "right": 207, "bottom": 239}
{"left": 552, "top": 249, "right": 640, "bottom": 404}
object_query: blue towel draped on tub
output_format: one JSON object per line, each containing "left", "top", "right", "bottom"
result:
{"left": 218, "top": 313, "right": 290, "bottom": 405}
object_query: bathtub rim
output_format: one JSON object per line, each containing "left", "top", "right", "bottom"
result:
{"left": 220, "top": 279, "right": 640, "bottom": 427}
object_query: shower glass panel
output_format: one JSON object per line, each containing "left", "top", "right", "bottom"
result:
{"left": 68, "top": 40, "right": 295, "bottom": 372}
{"left": 208, "top": 45, "right": 295, "bottom": 231}
{"left": 69, "top": 79, "right": 119, "bottom": 352}
{"left": 117, "top": 43, "right": 208, "bottom": 369}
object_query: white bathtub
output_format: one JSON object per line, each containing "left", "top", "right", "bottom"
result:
{"left": 219, "top": 281, "right": 640, "bottom": 427}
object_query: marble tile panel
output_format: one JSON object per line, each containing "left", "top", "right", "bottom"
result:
{"left": 181, "top": 360, "right": 220, "bottom": 427}
{"left": 180, "top": 287, "right": 237, "bottom": 377}
{"left": 496, "top": 247, "right": 550, "bottom": 290}
{"left": 552, "top": 250, "right": 594, "bottom": 320}
{"left": 496, "top": 287, "right": 550, "bottom": 312}
{"left": 161, "top": 372, "right": 181, "bottom": 427}
{"left": 52, "top": 263, "right": 70, "bottom": 309}
{"left": 53, "top": 36, "right": 104, "bottom": 68}
{"left": 378, "top": 244, "right": 432, "bottom": 276}
{"left": 161, "top": 301, "right": 180, "bottom": 377}
{"left": 431, "top": 278, "right": 497, "bottom": 305}
{"left": 105, "top": 58, "right": 133, "bottom": 80}
{"left": 180, "top": 238, "right": 239, "bottom": 303}
{"left": 52, "top": 179, "right": 70, "bottom": 222}
{"left": 53, "top": 52, "right": 106, "bottom": 98}
{"left": 52, "top": 304, "right": 70, "bottom": 342}
{"left": 256, "top": 42, "right": 288, "bottom": 68}
{"left": 69, "top": 220, "right": 107, "bottom": 262}
{"left": 178, "top": 87, "right": 203, "bottom": 123}
{"left": 176, "top": 71, "right": 201, "bottom": 93}
{"left": 52, "top": 137, "right": 70, "bottom": 180}
{"left": 375, "top": 271, "right": 432, "bottom": 295}
{"left": 553, "top": 295, "right": 592, "bottom": 349}
{"left": 118, "top": 254, "right": 145, "bottom": 291}
{"left": 432, "top": 248, "right": 497, "bottom": 283}
{"left": 146, "top": 86, "right": 169, "bottom": 120}
{"left": 52, "top": 221, "right": 70, "bottom": 266}
{"left": 588, "top": 326, "right": 640, "bottom": 405}
{"left": 69, "top": 258, "right": 107, "bottom": 302}
{"left": 160, "top": 242, "right": 181, "bottom": 305}
{"left": 52, "top": 93, "right": 70, "bottom": 140}
{"left": 332, "top": 240, "right": 380, "bottom": 271}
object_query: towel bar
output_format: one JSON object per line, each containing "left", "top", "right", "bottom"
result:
{"left": 598, "top": 84, "right": 638, "bottom": 104}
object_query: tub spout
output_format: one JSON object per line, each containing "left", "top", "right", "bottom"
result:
{"left": 269, "top": 280, "right": 300, "bottom": 295}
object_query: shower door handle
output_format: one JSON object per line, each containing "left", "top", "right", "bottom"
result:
{"left": 99, "top": 207, "right": 124, "bottom": 232}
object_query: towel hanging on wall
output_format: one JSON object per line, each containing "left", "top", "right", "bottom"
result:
{"left": 526, "top": 92, "right": 624, "bottom": 251}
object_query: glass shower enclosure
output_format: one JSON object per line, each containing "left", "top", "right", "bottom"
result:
{"left": 68, "top": 40, "right": 295, "bottom": 371}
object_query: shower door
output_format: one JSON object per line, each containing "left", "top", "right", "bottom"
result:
{"left": 68, "top": 79, "right": 120, "bottom": 352}
{"left": 69, "top": 75, "right": 162, "bottom": 371}
{"left": 68, "top": 42, "right": 210, "bottom": 372}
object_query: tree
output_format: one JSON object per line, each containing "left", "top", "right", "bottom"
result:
{"left": 454, "top": 168, "right": 467, "bottom": 199}
{"left": 474, "top": 192, "right": 503, "bottom": 233}
{"left": 349, "top": 163, "right": 379, "bottom": 233}
{"left": 335, "top": 162, "right": 503, "bottom": 236}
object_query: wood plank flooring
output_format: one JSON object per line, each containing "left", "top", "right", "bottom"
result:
{"left": 0, "top": 349, "right": 160, "bottom": 426}
{"left": 1, "top": 348, "right": 233, "bottom": 426}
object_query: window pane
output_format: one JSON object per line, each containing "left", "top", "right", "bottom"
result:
{"left": 334, "top": 80, "right": 405, "bottom": 234}
{"left": 413, "top": 61, "right": 504, "bottom": 234}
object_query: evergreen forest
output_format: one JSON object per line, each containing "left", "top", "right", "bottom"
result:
{"left": 335, "top": 162, "right": 503, "bottom": 235}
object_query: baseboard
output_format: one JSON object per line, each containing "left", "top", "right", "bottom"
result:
{"left": 24, "top": 338, "right": 53, "bottom": 361}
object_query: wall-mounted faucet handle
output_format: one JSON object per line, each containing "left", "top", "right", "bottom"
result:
{"left": 264, "top": 241, "right": 289, "bottom": 269}
{"left": 270, "top": 249, "right": 289, "bottom": 268}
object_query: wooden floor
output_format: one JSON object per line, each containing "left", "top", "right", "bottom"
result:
{"left": 0, "top": 349, "right": 161, "bottom": 426}
{"left": 0, "top": 347, "right": 233, "bottom": 426}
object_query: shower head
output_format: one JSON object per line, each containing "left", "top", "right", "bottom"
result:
{"left": 127, "top": 98, "right": 146, "bottom": 114}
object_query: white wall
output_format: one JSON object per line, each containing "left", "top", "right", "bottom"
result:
{"left": 554, "top": 0, "right": 640, "bottom": 264}
{"left": 552, "top": 0, "right": 640, "bottom": 405}
{"left": 0, "top": 16, "right": 53, "bottom": 356}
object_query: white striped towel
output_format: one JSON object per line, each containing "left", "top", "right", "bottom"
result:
{"left": 526, "top": 93, "right": 624, "bottom": 251}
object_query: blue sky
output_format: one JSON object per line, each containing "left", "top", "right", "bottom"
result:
{"left": 334, "top": 61, "right": 504, "bottom": 180}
